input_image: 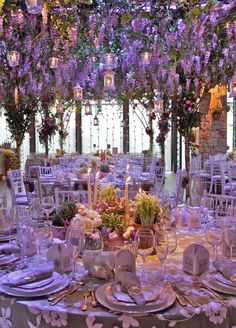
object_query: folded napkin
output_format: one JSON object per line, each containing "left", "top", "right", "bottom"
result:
{"left": 213, "top": 259, "right": 236, "bottom": 283}
{"left": 3, "top": 262, "right": 54, "bottom": 287}
{"left": 117, "top": 271, "right": 146, "bottom": 306}
{"left": 90, "top": 251, "right": 115, "bottom": 279}
{"left": 0, "top": 244, "right": 20, "bottom": 255}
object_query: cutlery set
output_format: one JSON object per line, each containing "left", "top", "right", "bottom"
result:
{"left": 48, "top": 281, "right": 85, "bottom": 306}
{"left": 48, "top": 281, "right": 98, "bottom": 309}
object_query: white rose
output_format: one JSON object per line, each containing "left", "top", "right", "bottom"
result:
{"left": 93, "top": 217, "right": 102, "bottom": 227}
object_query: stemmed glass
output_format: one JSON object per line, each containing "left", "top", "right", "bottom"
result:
{"left": 134, "top": 228, "right": 154, "bottom": 279}
{"left": 155, "top": 231, "right": 169, "bottom": 278}
{"left": 167, "top": 230, "right": 177, "bottom": 255}
{"left": 35, "top": 220, "right": 52, "bottom": 259}
{"left": 66, "top": 226, "right": 85, "bottom": 282}
{"left": 82, "top": 229, "right": 103, "bottom": 275}
{"left": 205, "top": 220, "right": 224, "bottom": 261}
{"left": 29, "top": 202, "right": 42, "bottom": 220}
{"left": 42, "top": 196, "right": 54, "bottom": 222}
{"left": 224, "top": 218, "right": 236, "bottom": 260}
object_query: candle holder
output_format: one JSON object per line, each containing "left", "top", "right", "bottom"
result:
{"left": 25, "top": 0, "right": 43, "bottom": 14}
{"left": 7, "top": 50, "right": 20, "bottom": 67}
{"left": 49, "top": 56, "right": 59, "bottom": 69}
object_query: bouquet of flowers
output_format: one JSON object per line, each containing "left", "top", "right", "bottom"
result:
{"left": 135, "top": 192, "right": 171, "bottom": 229}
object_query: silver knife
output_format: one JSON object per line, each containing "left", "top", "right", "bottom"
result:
{"left": 48, "top": 281, "right": 84, "bottom": 302}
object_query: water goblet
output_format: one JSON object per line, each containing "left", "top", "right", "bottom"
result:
{"left": 42, "top": 196, "right": 54, "bottom": 222}
{"left": 205, "top": 220, "right": 224, "bottom": 261}
{"left": 155, "top": 231, "right": 169, "bottom": 278}
{"left": 35, "top": 220, "right": 52, "bottom": 259}
{"left": 66, "top": 226, "right": 85, "bottom": 282}
{"left": 224, "top": 218, "right": 236, "bottom": 260}
{"left": 134, "top": 228, "right": 154, "bottom": 279}
{"left": 29, "top": 202, "right": 42, "bottom": 220}
{"left": 82, "top": 229, "right": 103, "bottom": 276}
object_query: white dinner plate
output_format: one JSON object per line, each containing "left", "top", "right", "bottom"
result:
{"left": 201, "top": 271, "right": 236, "bottom": 295}
{"left": 0, "top": 272, "right": 69, "bottom": 297}
{"left": 96, "top": 282, "right": 176, "bottom": 314}
{"left": 0, "top": 235, "right": 15, "bottom": 242}
{"left": 0, "top": 253, "right": 18, "bottom": 265}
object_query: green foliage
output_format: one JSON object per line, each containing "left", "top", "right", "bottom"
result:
{"left": 100, "top": 163, "right": 110, "bottom": 173}
{"left": 101, "top": 213, "right": 125, "bottom": 233}
{"left": 98, "top": 184, "right": 117, "bottom": 202}
{"left": 52, "top": 200, "right": 77, "bottom": 227}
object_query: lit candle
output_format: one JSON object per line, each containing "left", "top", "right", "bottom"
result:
{"left": 93, "top": 171, "right": 99, "bottom": 209}
{"left": 124, "top": 176, "right": 131, "bottom": 220}
{"left": 125, "top": 164, "right": 129, "bottom": 181}
{"left": 138, "top": 187, "right": 142, "bottom": 194}
{"left": 87, "top": 168, "right": 92, "bottom": 209}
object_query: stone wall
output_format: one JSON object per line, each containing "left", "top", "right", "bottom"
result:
{"left": 198, "top": 85, "right": 227, "bottom": 162}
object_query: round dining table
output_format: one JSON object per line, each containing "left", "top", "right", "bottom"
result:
{"left": 0, "top": 227, "right": 235, "bottom": 328}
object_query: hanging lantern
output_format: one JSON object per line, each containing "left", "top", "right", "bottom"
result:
{"left": 155, "top": 98, "right": 164, "bottom": 113}
{"left": 85, "top": 102, "right": 93, "bottom": 115}
{"left": 56, "top": 101, "right": 64, "bottom": 114}
{"left": 103, "top": 53, "right": 116, "bottom": 70}
{"left": 94, "top": 115, "right": 99, "bottom": 126}
{"left": 49, "top": 56, "right": 59, "bottom": 69}
{"left": 229, "top": 73, "right": 236, "bottom": 98}
{"left": 142, "top": 51, "right": 151, "bottom": 65}
{"left": 7, "top": 50, "right": 20, "bottom": 67}
{"left": 104, "top": 70, "right": 115, "bottom": 91}
{"left": 73, "top": 83, "right": 83, "bottom": 100}
{"left": 25, "top": 0, "right": 43, "bottom": 14}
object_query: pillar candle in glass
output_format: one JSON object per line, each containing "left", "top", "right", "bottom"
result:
{"left": 87, "top": 168, "right": 92, "bottom": 209}
{"left": 93, "top": 171, "right": 99, "bottom": 209}
{"left": 124, "top": 177, "right": 130, "bottom": 220}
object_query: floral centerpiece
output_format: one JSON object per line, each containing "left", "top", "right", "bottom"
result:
{"left": 135, "top": 192, "right": 171, "bottom": 230}
{"left": 95, "top": 184, "right": 136, "bottom": 249}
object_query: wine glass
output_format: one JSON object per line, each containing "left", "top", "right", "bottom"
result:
{"left": 16, "top": 219, "right": 32, "bottom": 269}
{"left": 35, "top": 220, "right": 52, "bottom": 259}
{"left": 42, "top": 196, "right": 54, "bottom": 222}
{"left": 224, "top": 218, "right": 236, "bottom": 260}
{"left": 66, "top": 226, "right": 85, "bottom": 282}
{"left": 205, "top": 220, "right": 224, "bottom": 261}
{"left": 29, "top": 202, "right": 42, "bottom": 220}
{"left": 82, "top": 229, "right": 103, "bottom": 275}
{"left": 167, "top": 230, "right": 177, "bottom": 255}
{"left": 155, "top": 231, "right": 169, "bottom": 278}
{"left": 134, "top": 228, "right": 154, "bottom": 279}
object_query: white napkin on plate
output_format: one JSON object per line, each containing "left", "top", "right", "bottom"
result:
{"left": 117, "top": 271, "right": 146, "bottom": 306}
{"left": 0, "top": 244, "right": 20, "bottom": 255}
{"left": 213, "top": 259, "right": 236, "bottom": 283}
{"left": 3, "top": 262, "right": 54, "bottom": 287}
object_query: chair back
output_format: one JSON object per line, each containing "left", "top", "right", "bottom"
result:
{"left": 55, "top": 188, "right": 89, "bottom": 207}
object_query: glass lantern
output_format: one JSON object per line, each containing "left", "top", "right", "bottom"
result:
{"left": 103, "top": 53, "right": 116, "bottom": 70}
{"left": 49, "top": 56, "right": 59, "bottom": 69}
{"left": 56, "top": 101, "right": 64, "bottom": 114}
{"left": 142, "top": 51, "right": 151, "bottom": 65}
{"left": 104, "top": 70, "right": 115, "bottom": 91}
{"left": 229, "top": 73, "right": 236, "bottom": 98}
{"left": 25, "top": 0, "right": 43, "bottom": 14}
{"left": 85, "top": 102, "right": 93, "bottom": 115}
{"left": 93, "top": 115, "right": 99, "bottom": 126}
{"left": 73, "top": 84, "right": 83, "bottom": 100}
{"left": 7, "top": 50, "right": 20, "bottom": 67}
{"left": 155, "top": 98, "right": 164, "bottom": 113}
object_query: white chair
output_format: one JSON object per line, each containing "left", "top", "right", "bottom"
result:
{"left": 153, "top": 165, "right": 165, "bottom": 194}
{"left": 7, "top": 169, "right": 28, "bottom": 206}
{"left": 190, "top": 156, "right": 211, "bottom": 193}
{"left": 24, "top": 177, "right": 42, "bottom": 205}
{"left": 54, "top": 188, "right": 90, "bottom": 208}
{"left": 208, "top": 159, "right": 228, "bottom": 194}
{"left": 202, "top": 193, "right": 236, "bottom": 218}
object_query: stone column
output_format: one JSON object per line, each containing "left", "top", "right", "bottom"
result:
{"left": 198, "top": 85, "right": 227, "bottom": 162}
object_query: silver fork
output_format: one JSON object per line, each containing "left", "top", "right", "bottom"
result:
{"left": 87, "top": 284, "right": 97, "bottom": 307}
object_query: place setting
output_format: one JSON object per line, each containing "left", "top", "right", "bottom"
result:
{"left": 0, "top": 261, "right": 70, "bottom": 298}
